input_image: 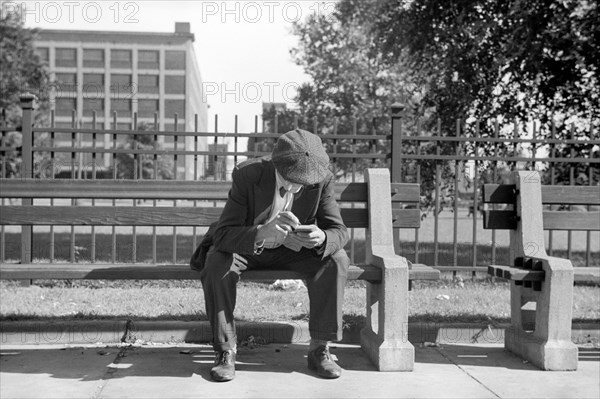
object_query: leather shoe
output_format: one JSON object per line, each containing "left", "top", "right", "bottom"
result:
{"left": 307, "top": 345, "right": 342, "bottom": 379}
{"left": 210, "top": 350, "right": 236, "bottom": 382}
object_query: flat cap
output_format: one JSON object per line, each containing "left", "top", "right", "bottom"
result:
{"left": 271, "top": 129, "right": 330, "bottom": 185}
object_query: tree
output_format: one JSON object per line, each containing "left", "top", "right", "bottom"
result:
{"left": 0, "top": 10, "right": 50, "bottom": 178}
{"left": 291, "top": 1, "right": 415, "bottom": 180}
{"left": 291, "top": 0, "right": 453, "bottom": 204}
{"left": 291, "top": 0, "right": 599, "bottom": 196}
{"left": 371, "top": 0, "right": 599, "bottom": 185}
{"left": 373, "top": 0, "right": 599, "bottom": 124}
{"left": 113, "top": 123, "right": 174, "bottom": 180}
{"left": 0, "top": 10, "right": 49, "bottom": 125}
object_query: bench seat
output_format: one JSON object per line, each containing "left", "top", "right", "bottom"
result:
{"left": 0, "top": 263, "right": 440, "bottom": 282}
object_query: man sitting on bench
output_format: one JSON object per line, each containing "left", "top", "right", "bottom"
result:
{"left": 198, "top": 129, "right": 350, "bottom": 382}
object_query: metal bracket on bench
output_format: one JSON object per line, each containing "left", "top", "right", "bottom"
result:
{"left": 488, "top": 256, "right": 546, "bottom": 291}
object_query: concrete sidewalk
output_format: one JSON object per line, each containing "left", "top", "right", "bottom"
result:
{"left": 1, "top": 341, "right": 599, "bottom": 399}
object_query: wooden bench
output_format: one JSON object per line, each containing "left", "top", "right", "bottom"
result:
{"left": 483, "top": 171, "right": 600, "bottom": 371}
{"left": 0, "top": 168, "right": 439, "bottom": 371}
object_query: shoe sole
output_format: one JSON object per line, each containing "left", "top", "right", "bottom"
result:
{"left": 307, "top": 357, "right": 341, "bottom": 379}
{"left": 210, "top": 369, "right": 235, "bottom": 382}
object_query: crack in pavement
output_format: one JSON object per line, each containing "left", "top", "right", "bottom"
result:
{"left": 90, "top": 345, "right": 132, "bottom": 399}
{"left": 435, "top": 347, "right": 502, "bottom": 399}
{"left": 90, "top": 319, "right": 136, "bottom": 399}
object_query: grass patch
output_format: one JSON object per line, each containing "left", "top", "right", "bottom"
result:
{"left": 1, "top": 279, "right": 598, "bottom": 328}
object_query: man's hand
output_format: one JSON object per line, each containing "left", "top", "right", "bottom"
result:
{"left": 288, "top": 224, "right": 325, "bottom": 249}
{"left": 255, "top": 211, "right": 299, "bottom": 244}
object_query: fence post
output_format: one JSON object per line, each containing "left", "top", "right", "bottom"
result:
{"left": 20, "top": 93, "right": 37, "bottom": 268}
{"left": 390, "top": 103, "right": 405, "bottom": 256}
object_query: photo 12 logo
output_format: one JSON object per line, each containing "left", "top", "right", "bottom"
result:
{"left": 199, "top": 1, "right": 336, "bottom": 23}
{"left": 202, "top": 81, "right": 300, "bottom": 104}
{"left": 1, "top": 1, "right": 140, "bottom": 24}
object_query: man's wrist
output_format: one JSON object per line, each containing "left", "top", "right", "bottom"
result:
{"left": 254, "top": 225, "right": 265, "bottom": 255}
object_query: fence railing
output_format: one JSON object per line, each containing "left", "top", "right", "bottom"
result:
{"left": 390, "top": 103, "right": 599, "bottom": 272}
{"left": 0, "top": 94, "right": 389, "bottom": 267}
{"left": 1, "top": 95, "right": 598, "bottom": 273}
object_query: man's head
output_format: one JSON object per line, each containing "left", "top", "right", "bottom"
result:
{"left": 271, "top": 129, "right": 330, "bottom": 186}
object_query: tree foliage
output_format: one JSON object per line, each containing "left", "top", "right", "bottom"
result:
{"left": 291, "top": 0, "right": 599, "bottom": 197}
{"left": 0, "top": 10, "right": 49, "bottom": 125}
{"left": 0, "top": 10, "right": 51, "bottom": 178}
{"left": 373, "top": 0, "right": 599, "bottom": 128}
{"left": 290, "top": 0, "right": 423, "bottom": 180}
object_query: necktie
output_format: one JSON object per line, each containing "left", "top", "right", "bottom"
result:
{"left": 280, "top": 187, "right": 293, "bottom": 212}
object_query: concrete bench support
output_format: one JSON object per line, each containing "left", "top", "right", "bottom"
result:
{"left": 505, "top": 171, "right": 578, "bottom": 370}
{"left": 360, "top": 168, "right": 414, "bottom": 371}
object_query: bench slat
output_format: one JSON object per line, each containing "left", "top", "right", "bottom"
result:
{"left": 483, "top": 184, "right": 516, "bottom": 204}
{"left": 543, "top": 211, "right": 600, "bottom": 231}
{"left": 0, "top": 206, "right": 422, "bottom": 229}
{"left": 483, "top": 210, "right": 600, "bottom": 231}
{"left": 0, "top": 179, "right": 421, "bottom": 204}
{"left": 0, "top": 179, "right": 232, "bottom": 201}
{"left": 392, "top": 209, "right": 421, "bottom": 228}
{"left": 573, "top": 267, "right": 600, "bottom": 283}
{"left": 542, "top": 186, "right": 600, "bottom": 205}
{"left": 0, "top": 263, "right": 439, "bottom": 281}
{"left": 0, "top": 206, "right": 224, "bottom": 226}
{"left": 483, "top": 210, "right": 518, "bottom": 229}
{"left": 390, "top": 183, "right": 421, "bottom": 203}
{"left": 0, "top": 206, "right": 369, "bottom": 228}
{"left": 484, "top": 184, "right": 600, "bottom": 206}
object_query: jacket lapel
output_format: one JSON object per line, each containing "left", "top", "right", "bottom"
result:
{"left": 253, "top": 161, "right": 276, "bottom": 225}
{"left": 291, "top": 184, "right": 320, "bottom": 223}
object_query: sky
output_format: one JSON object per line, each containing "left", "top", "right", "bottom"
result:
{"left": 14, "top": 0, "right": 336, "bottom": 132}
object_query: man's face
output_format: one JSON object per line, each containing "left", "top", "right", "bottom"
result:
{"left": 277, "top": 171, "right": 303, "bottom": 194}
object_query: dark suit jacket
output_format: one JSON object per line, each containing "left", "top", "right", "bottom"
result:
{"left": 211, "top": 157, "right": 349, "bottom": 258}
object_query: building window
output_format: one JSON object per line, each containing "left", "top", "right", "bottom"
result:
{"left": 83, "top": 98, "right": 104, "bottom": 117}
{"left": 83, "top": 74, "right": 104, "bottom": 98}
{"left": 83, "top": 49, "right": 104, "bottom": 68}
{"left": 55, "top": 48, "right": 77, "bottom": 67}
{"left": 110, "top": 99, "right": 131, "bottom": 117}
{"left": 55, "top": 98, "right": 76, "bottom": 116}
{"left": 138, "top": 99, "right": 159, "bottom": 118}
{"left": 138, "top": 74, "right": 159, "bottom": 94}
{"left": 205, "top": 143, "right": 228, "bottom": 179}
{"left": 110, "top": 74, "right": 133, "bottom": 99}
{"left": 165, "top": 50, "right": 185, "bottom": 70}
{"left": 35, "top": 47, "right": 49, "bottom": 64}
{"left": 138, "top": 50, "right": 159, "bottom": 69}
{"left": 54, "top": 73, "right": 77, "bottom": 96}
{"left": 165, "top": 99, "right": 185, "bottom": 119}
{"left": 110, "top": 49, "right": 132, "bottom": 69}
{"left": 165, "top": 75, "right": 185, "bottom": 94}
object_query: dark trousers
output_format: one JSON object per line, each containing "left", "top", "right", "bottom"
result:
{"left": 200, "top": 246, "right": 350, "bottom": 352}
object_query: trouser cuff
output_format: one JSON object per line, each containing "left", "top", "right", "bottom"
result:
{"left": 309, "top": 330, "right": 341, "bottom": 342}
{"left": 212, "top": 337, "right": 237, "bottom": 352}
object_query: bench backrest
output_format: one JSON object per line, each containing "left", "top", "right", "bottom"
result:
{"left": 482, "top": 183, "right": 600, "bottom": 231}
{"left": 0, "top": 178, "right": 421, "bottom": 229}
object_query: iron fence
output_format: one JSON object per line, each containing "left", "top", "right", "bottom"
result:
{"left": 390, "top": 105, "right": 599, "bottom": 272}
{"left": 1, "top": 96, "right": 598, "bottom": 273}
